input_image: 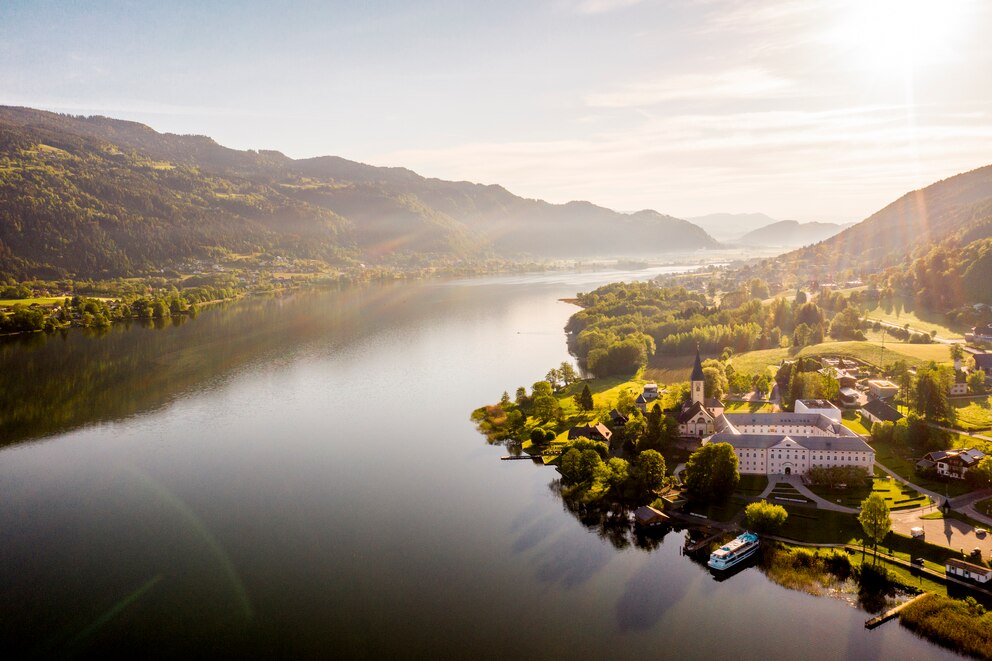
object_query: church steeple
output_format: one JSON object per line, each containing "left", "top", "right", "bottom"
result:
{"left": 690, "top": 349, "right": 704, "bottom": 405}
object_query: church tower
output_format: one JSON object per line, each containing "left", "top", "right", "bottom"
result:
{"left": 690, "top": 349, "right": 705, "bottom": 406}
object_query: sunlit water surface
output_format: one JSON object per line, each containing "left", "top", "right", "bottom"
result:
{"left": 0, "top": 269, "right": 955, "bottom": 658}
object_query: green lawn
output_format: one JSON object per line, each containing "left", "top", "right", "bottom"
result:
{"left": 737, "top": 474, "right": 769, "bottom": 496}
{"left": 728, "top": 347, "right": 789, "bottom": 376}
{"left": 864, "top": 305, "right": 964, "bottom": 340}
{"left": 807, "top": 473, "right": 929, "bottom": 510}
{"left": 952, "top": 398, "right": 992, "bottom": 431}
{"left": 0, "top": 296, "right": 67, "bottom": 307}
{"left": 796, "top": 341, "right": 951, "bottom": 368}
{"left": 841, "top": 411, "right": 871, "bottom": 436}
{"left": 975, "top": 497, "right": 992, "bottom": 519}
{"left": 724, "top": 401, "right": 775, "bottom": 413}
{"left": 871, "top": 440, "right": 972, "bottom": 497}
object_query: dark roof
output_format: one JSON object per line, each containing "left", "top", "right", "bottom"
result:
{"left": 690, "top": 350, "right": 704, "bottom": 382}
{"left": 947, "top": 558, "right": 992, "bottom": 575}
{"left": 860, "top": 399, "right": 903, "bottom": 422}
{"left": 973, "top": 353, "right": 992, "bottom": 369}
{"left": 568, "top": 423, "right": 613, "bottom": 442}
{"left": 634, "top": 505, "right": 669, "bottom": 526}
{"left": 678, "top": 400, "right": 712, "bottom": 424}
{"left": 798, "top": 398, "right": 834, "bottom": 409}
{"left": 609, "top": 408, "right": 628, "bottom": 424}
{"left": 705, "top": 398, "right": 724, "bottom": 409}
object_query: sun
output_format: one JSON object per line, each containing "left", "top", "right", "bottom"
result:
{"left": 830, "top": 0, "right": 971, "bottom": 73}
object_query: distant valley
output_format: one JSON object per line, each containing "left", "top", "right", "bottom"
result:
{"left": 0, "top": 106, "right": 719, "bottom": 279}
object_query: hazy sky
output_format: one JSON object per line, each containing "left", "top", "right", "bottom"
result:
{"left": 2, "top": 0, "right": 990, "bottom": 222}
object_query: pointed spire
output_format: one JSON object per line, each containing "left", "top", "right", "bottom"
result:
{"left": 690, "top": 348, "right": 704, "bottom": 382}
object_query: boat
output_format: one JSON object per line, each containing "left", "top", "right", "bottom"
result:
{"left": 707, "top": 532, "right": 760, "bottom": 571}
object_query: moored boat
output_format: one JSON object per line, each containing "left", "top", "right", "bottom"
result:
{"left": 707, "top": 532, "right": 760, "bottom": 571}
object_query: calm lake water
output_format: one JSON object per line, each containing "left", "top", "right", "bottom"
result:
{"left": 0, "top": 269, "right": 957, "bottom": 658}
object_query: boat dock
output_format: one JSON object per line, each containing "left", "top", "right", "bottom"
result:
{"left": 864, "top": 593, "right": 927, "bottom": 629}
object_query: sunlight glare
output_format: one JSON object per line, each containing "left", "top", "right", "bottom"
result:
{"left": 832, "top": 0, "right": 970, "bottom": 73}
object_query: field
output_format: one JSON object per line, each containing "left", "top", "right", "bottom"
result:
{"left": 871, "top": 440, "right": 973, "bottom": 497}
{"left": 808, "top": 473, "right": 930, "bottom": 510}
{"left": 840, "top": 411, "right": 871, "bottom": 435}
{"left": 864, "top": 304, "right": 964, "bottom": 340}
{"left": 951, "top": 398, "right": 992, "bottom": 431}
{"left": 0, "top": 297, "right": 67, "bottom": 307}
{"left": 727, "top": 347, "right": 788, "bottom": 375}
{"left": 643, "top": 354, "right": 695, "bottom": 383}
{"left": 726, "top": 340, "right": 952, "bottom": 378}
{"left": 723, "top": 401, "right": 775, "bottom": 413}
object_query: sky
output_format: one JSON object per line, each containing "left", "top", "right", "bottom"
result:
{"left": 2, "top": 0, "right": 991, "bottom": 223}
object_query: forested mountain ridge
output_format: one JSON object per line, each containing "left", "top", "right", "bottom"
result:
{"left": 0, "top": 106, "right": 719, "bottom": 278}
{"left": 769, "top": 164, "right": 992, "bottom": 278}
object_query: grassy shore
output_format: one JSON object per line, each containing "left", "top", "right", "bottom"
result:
{"left": 899, "top": 593, "right": 992, "bottom": 659}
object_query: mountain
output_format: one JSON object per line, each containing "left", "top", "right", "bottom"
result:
{"left": 737, "top": 220, "right": 852, "bottom": 248}
{"left": 771, "top": 164, "right": 992, "bottom": 280}
{"left": 0, "top": 106, "right": 719, "bottom": 278}
{"left": 686, "top": 212, "right": 778, "bottom": 241}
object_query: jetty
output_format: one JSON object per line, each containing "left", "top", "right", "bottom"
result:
{"left": 864, "top": 593, "right": 927, "bottom": 629}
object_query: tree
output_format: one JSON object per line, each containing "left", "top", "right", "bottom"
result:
{"left": 858, "top": 493, "right": 891, "bottom": 561}
{"left": 634, "top": 449, "right": 666, "bottom": 494}
{"left": 966, "top": 456, "right": 992, "bottom": 489}
{"left": 576, "top": 384, "right": 595, "bottom": 411}
{"left": 914, "top": 367, "right": 953, "bottom": 423}
{"left": 624, "top": 411, "right": 646, "bottom": 447}
{"left": 558, "top": 362, "right": 579, "bottom": 387}
{"left": 744, "top": 501, "right": 788, "bottom": 534}
{"left": 545, "top": 368, "right": 561, "bottom": 392}
{"left": 616, "top": 388, "right": 637, "bottom": 416}
{"left": 701, "top": 359, "right": 728, "bottom": 399}
{"left": 968, "top": 370, "right": 987, "bottom": 395}
{"left": 532, "top": 394, "right": 561, "bottom": 423}
{"left": 683, "top": 442, "right": 740, "bottom": 501}
{"left": 640, "top": 404, "right": 664, "bottom": 451}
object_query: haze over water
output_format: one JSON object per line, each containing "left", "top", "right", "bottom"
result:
{"left": 0, "top": 269, "right": 954, "bottom": 657}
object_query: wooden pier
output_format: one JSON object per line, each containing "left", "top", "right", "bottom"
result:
{"left": 864, "top": 593, "right": 926, "bottom": 629}
{"left": 684, "top": 530, "right": 725, "bottom": 553}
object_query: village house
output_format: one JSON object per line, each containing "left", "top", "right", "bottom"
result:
{"left": 859, "top": 399, "right": 903, "bottom": 426}
{"left": 965, "top": 323, "right": 992, "bottom": 344}
{"left": 949, "top": 381, "right": 968, "bottom": 396}
{"left": 704, "top": 412, "right": 875, "bottom": 476}
{"left": 867, "top": 379, "right": 899, "bottom": 400}
{"left": 918, "top": 448, "right": 985, "bottom": 479}
{"left": 567, "top": 423, "right": 613, "bottom": 444}
{"left": 945, "top": 558, "right": 992, "bottom": 584}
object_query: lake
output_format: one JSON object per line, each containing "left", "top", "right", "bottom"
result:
{"left": 0, "top": 269, "right": 956, "bottom": 658}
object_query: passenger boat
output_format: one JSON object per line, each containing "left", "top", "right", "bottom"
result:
{"left": 707, "top": 532, "right": 760, "bottom": 571}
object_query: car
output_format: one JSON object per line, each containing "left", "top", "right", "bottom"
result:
{"left": 911, "top": 557, "right": 925, "bottom": 566}
{"left": 976, "top": 528, "right": 987, "bottom": 538}
{"left": 911, "top": 527, "right": 925, "bottom": 538}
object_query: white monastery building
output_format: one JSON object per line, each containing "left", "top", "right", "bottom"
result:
{"left": 703, "top": 412, "right": 875, "bottom": 476}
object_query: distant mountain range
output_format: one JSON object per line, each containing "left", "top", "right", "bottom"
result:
{"left": 0, "top": 106, "right": 719, "bottom": 278}
{"left": 737, "top": 220, "right": 855, "bottom": 248}
{"left": 686, "top": 212, "right": 779, "bottom": 240}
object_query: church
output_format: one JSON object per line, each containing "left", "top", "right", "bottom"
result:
{"left": 676, "top": 350, "right": 725, "bottom": 437}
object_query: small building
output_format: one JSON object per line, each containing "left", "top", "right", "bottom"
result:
{"left": 946, "top": 558, "right": 992, "bottom": 584}
{"left": 568, "top": 423, "right": 613, "bottom": 444}
{"left": 949, "top": 382, "right": 968, "bottom": 396}
{"left": 966, "top": 324, "right": 992, "bottom": 344}
{"left": 972, "top": 352, "right": 992, "bottom": 372}
{"left": 633, "top": 505, "right": 669, "bottom": 527}
{"left": 860, "top": 399, "right": 903, "bottom": 426}
{"left": 642, "top": 383, "right": 659, "bottom": 400}
{"left": 795, "top": 399, "right": 841, "bottom": 422}
{"left": 920, "top": 448, "right": 985, "bottom": 479}
{"left": 839, "top": 387, "right": 861, "bottom": 408}
{"left": 867, "top": 380, "right": 899, "bottom": 400}
{"left": 608, "top": 408, "right": 629, "bottom": 427}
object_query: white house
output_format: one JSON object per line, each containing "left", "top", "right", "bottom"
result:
{"left": 949, "top": 382, "right": 968, "bottom": 396}
{"left": 867, "top": 379, "right": 899, "bottom": 399}
{"left": 946, "top": 558, "right": 992, "bottom": 584}
{"left": 704, "top": 412, "right": 875, "bottom": 476}
{"left": 795, "top": 399, "right": 842, "bottom": 422}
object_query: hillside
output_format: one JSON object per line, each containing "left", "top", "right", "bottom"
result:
{"left": 771, "top": 164, "right": 992, "bottom": 279}
{"left": 687, "top": 212, "right": 778, "bottom": 240}
{"left": 738, "top": 220, "right": 851, "bottom": 248}
{"left": 0, "top": 106, "right": 719, "bottom": 278}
